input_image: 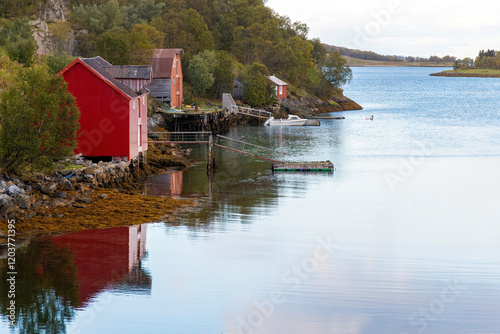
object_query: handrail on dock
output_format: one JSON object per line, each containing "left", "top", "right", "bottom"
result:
{"left": 216, "top": 135, "right": 284, "bottom": 154}
{"left": 213, "top": 143, "right": 284, "bottom": 164}
{"left": 148, "top": 130, "right": 288, "bottom": 166}
{"left": 148, "top": 131, "right": 212, "bottom": 144}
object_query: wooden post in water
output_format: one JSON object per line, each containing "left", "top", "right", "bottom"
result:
{"left": 207, "top": 134, "right": 216, "bottom": 171}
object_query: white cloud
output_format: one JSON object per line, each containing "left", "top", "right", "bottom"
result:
{"left": 266, "top": 0, "right": 500, "bottom": 58}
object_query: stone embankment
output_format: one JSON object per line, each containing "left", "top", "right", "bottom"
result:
{"left": 0, "top": 158, "right": 145, "bottom": 222}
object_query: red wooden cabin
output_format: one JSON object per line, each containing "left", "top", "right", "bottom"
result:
{"left": 268, "top": 75, "right": 288, "bottom": 101}
{"left": 59, "top": 57, "right": 148, "bottom": 161}
{"left": 148, "top": 48, "right": 184, "bottom": 108}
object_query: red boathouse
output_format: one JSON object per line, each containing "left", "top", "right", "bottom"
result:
{"left": 268, "top": 75, "right": 288, "bottom": 101}
{"left": 148, "top": 48, "right": 184, "bottom": 108}
{"left": 59, "top": 57, "right": 148, "bottom": 161}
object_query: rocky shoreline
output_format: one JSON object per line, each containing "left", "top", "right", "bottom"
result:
{"left": 0, "top": 143, "right": 194, "bottom": 245}
{"left": 430, "top": 71, "right": 500, "bottom": 78}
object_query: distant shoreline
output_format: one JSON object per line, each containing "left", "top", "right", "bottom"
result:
{"left": 343, "top": 56, "right": 453, "bottom": 68}
{"left": 430, "top": 69, "right": 500, "bottom": 78}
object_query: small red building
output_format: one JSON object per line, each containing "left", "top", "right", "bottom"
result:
{"left": 59, "top": 57, "right": 148, "bottom": 161}
{"left": 148, "top": 48, "right": 184, "bottom": 108}
{"left": 268, "top": 75, "right": 288, "bottom": 101}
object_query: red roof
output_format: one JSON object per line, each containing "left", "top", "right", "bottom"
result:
{"left": 150, "top": 48, "right": 184, "bottom": 79}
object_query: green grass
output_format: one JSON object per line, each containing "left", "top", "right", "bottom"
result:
{"left": 431, "top": 68, "right": 500, "bottom": 77}
{"left": 440, "top": 68, "right": 500, "bottom": 75}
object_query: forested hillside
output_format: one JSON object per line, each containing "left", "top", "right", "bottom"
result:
{"left": 325, "top": 44, "right": 458, "bottom": 64}
{"left": 0, "top": 0, "right": 352, "bottom": 106}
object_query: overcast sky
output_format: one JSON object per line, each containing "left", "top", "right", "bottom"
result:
{"left": 266, "top": 0, "right": 500, "bottom": 59}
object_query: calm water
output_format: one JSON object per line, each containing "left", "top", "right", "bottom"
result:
{"left": 2, "top": 67, "right": 500, "bottom": 334}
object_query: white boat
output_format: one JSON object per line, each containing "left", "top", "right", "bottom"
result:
{"left": 264, "top": 115, "right": 307, "bottom": 126}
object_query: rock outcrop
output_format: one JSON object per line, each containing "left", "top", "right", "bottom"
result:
{"left": 42, "top": 0, "right": 69, "bottom": 21}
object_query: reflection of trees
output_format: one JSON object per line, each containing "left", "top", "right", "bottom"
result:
{"left": 157, "top": 124, "right": 343, "bottom": 231}
{"left": 171, "top": 157, "right": 281, "bottom": 231}
{"left": 0, "top": 239, "right": 79, "bottom": 334}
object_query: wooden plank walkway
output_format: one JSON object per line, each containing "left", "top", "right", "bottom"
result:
{"left": 234, "top": 106, "right": 271, "bottom": 119}
{"left": 307, "top": 116, "right": 345, "bottom": 119}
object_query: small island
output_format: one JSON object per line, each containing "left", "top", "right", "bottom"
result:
{"left": 431, "top": 49, "right": 500, "bottom": 77}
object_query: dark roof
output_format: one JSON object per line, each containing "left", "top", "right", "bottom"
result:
{"left": 104, "top": 65, "right": 152, "bottom": 80}
{"left": 151, "top": 49, "right": 183, "bottom": 79}
{"left": 80, "top": 57, "right": 138, "bottom": 98}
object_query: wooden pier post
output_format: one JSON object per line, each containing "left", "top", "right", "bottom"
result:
{"left": 207, "top": 134, "right": 216, "bottom": 171}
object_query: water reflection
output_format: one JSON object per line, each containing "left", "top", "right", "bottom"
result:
{"left": 0, "top": 239, "right": 78, "bottom": 334}
{"left": 144, "top": 171, "right": 183, "bottom": 198}
{"left": 0, "top": 225, "right": 150, "bottom": 333}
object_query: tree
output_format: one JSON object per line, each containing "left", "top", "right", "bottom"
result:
{"left": 71, "top": 0, "right": 123, "bottom": 35}
{"left": 121, "top": 0, "right": 165, "bottom": 30}
{"left": 209, "top": 50, "right": 235, "bottom": 98}
{"left": 0, "top": 18, "right": 38, "bottom": 66}
{"left": 243, "top": 62, "right": 274, "bottom": 106}
{"left": 129, "top": 23, "right": 165, "bottom": 65}
{"left": 46, "top": 47, "right": 75, "bottom": 74}
{"left": 95, "top": 29, "right": 130, "bottom": 65}
{"left": 0, "top": 53, "right": 23, "bottom": 92}
{"left": 463, "top": 58, "right": 474, "bottom": 67}
{"left": 188, "top": 51, "right": 215, "bottom": 96}
{"left": 321, "top": 50, "right": 352, "bottom": 88}
{"left": 309, "top": 38, "right": 327, "bottom": 67}
{"left": 283, "top": 36, "right": 315, "bottom": 85}
{"left": 0, "top": 66, "right": 80, "bottom": 173}
{"left": 185, "top": 8, "right": 214, "bottom": 53}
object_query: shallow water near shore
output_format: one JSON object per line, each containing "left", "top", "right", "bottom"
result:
{"left": 2, "top": 67, "right": 500, "bottom": 333}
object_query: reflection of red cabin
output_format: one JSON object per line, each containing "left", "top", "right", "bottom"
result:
{"left": 145, "top": 171, "right": 183, "bottom": 197}
{"left": 268, "top": 75, "right": 288, "bottom": 101}
{"left": 58, "top": 57, "right": 148, "bottom": 161}
{"left": 148, "top": 49, "right": 184, "bottom": 108}
{"left": 49, "top": 225, "right": 149, "bottom": 307}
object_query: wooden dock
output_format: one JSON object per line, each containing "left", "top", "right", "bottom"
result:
{"left": 307, "top": 116, "right": 345, "bottom": 119}
{"left": 272, "top": 161, "right": 334, "bottom": 172}
{"left": 303, "top": 119, "right": 320, "bottom": 126}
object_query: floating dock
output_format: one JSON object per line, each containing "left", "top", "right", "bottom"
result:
{"left": 307, "top": 116, "right": 345, "bottom": 119}
{"left": 303, "top": 119, "right": 321, "bottom": 126}
{"left": 272, "top": 161, "right": 334, "bottom": 172}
